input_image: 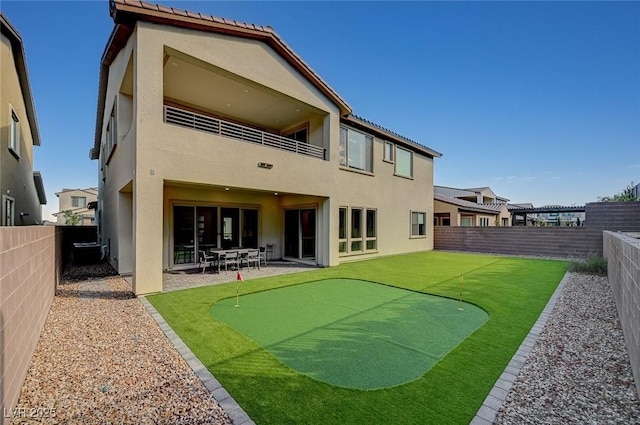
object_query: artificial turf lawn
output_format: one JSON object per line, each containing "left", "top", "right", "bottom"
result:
{"left": 210, "top": 278, "right": 489, "bottom": 389}
{"left": 147, "top": 251, "right": 567, "bottom": 425}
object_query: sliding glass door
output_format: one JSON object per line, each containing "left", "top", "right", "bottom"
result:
{"left": 284, "top": 208, "right": 316, "bottom": 260}
{"left": 173, "top": 205, "right": 257, "bottom": 265}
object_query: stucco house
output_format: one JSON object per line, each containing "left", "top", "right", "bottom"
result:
{"left": 1, "top": 13, "right": 46, "bottom": 226}
{"left": 91, "top": 0, "right": 441, "bottom": 295}
{"left": 434, "top": 186, "right": 511, "bottom": 226}
{"left": 53, "top": 187, "right": 98, "bottom": 225}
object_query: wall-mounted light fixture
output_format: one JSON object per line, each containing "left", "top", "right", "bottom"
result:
{"left": 20, "top": 211, "right": 30, "bottom": 217}
{"left": 257, "top": 162, "right": 273, "bottom": 169}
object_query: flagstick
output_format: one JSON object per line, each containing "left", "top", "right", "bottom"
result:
{"left": 458, "top": 274, "right": 464, "bottom": 311}
{"left": 235, "top": 271, "right": 243, "bottom": 307}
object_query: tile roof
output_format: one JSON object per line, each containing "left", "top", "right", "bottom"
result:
{"left": 434, "top": 193, "right": 502, "bottom": 215}
{"left": 108, "top": 0, "right": 350, "bottom": 113}
{"left": 343, "top": 115, "right": 442, "bottom": 158}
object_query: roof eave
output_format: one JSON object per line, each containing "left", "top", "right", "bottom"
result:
{"left": 1, "top": 13, "right": 41, "bottom": 147}
{"left": 108, "top": 0, "right": 351, "bottom": 112}
{"left": 342, "top": 115, "right": 442, "bottom": 158}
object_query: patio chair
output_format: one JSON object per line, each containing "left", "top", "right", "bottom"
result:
{"left": 259, "top": 246, "right": 267, "bottom": 266}
{"left": 199, "top": 250, "right": 215, "bottom": 274}
{"left": 223, "top": 250, "right": 239, "bottom": 273}
{"left": 245, "top": 249, "right": 260, "bottom": 270}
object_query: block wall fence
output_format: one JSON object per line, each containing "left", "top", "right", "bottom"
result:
{"left": 434, "top": 201, "right": 640, "bottom": 258}
{"left": 0, "top": 227, "right": 63, "bottom": 422}
{"left": 604, "top": 231, "right": 640, "bottom": 397}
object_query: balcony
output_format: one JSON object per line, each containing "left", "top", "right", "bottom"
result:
{"left": 164, "top": 105, "right": 326, "bottom": 160}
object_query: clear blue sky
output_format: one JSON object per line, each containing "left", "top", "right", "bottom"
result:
{"left": 2, "top": 0, "right": 639, "bottom": 220}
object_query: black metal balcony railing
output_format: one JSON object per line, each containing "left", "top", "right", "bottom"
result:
{"left": 164, "top": 105, "right": 325, "bottom": 160}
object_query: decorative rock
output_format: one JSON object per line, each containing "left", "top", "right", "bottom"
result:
{"left": 495, "top": 273, "right": 640, "bottom": 424}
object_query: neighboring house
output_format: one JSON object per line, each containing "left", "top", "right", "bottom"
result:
{"left": 434, "top": 186, "right": 511, "bottom": 226}
{"left": 53, "top": 187, "right": 98, "bottom": 225}
{"left": 0, "top": 13, "right": 46, "bottom": 226}
{"left": 91, "top": 0, "right": 442, "bottom": 295}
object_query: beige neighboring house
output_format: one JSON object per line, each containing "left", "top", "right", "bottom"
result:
{"left": 434, "top": 186, "right": 511, "bottom": 226}
{"left": 90, "top": 0, "right": 442, "bottom": 295}
{"left": 54, "top": 187, "right": 98, "bottom": 225}
{"left": 1, "top": 13, "right": 46, "bottom": 226}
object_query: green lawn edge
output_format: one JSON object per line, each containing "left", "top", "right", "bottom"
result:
{"left": 147, "top": 251, "right": 567, "bottom": 424}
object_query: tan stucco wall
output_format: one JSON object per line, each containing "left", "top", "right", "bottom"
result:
{"left": 55, "top": 189, "right": 97, "bottom": 225}
{"left": 434, "top": 200, "right": 461, "bottom": 226}
{"left": 0, "top": 33, "right": 42, "bottom": 225}
{"left": 98, "top": 21, "right": 437, "bottom": 295}
{"left": 98, "top": 37, "right": 136, "bottom": 275}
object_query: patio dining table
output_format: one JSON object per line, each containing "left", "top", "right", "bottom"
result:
{"left": 206, "top": 248, "right": 255, "bottom": 273}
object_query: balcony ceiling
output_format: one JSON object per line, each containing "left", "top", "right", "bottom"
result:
{"left": 163, "top": 55, "right": 323, "bottom": 131}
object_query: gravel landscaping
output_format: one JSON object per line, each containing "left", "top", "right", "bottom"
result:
{"left": 9, "top": 268, "right": 231, "bottom": 425}
{"left": 495, "top": 272, "right": 640, "bottom": 424}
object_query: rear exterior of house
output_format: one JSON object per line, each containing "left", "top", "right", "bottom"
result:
{"left": 92, "top": 0, "right": 441, "bottom": 295}
{"left": 1, "top": 13, "right": 46, "bottom": 226}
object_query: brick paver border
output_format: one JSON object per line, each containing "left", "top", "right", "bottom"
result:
{"left": 139, "top": 297, "right": 255, "bottom": 425}
{"left": 470, "top": 271, "right": 569, "bottom": 424}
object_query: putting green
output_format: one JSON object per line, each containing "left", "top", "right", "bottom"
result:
{"left": 210, "top": 279, "right": 488, "bottom": 389}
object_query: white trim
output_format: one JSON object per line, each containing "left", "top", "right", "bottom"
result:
{"left": 8, "top": 105, "right": 20, "bottom": 158}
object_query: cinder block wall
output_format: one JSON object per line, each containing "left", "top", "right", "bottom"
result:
{"left": 434, "top": 227, "right": 603, "bottom": 258}
{"left": 603, "top": 231, "right": 640, "bottom": 397}
{"left": 586, "top": 202, "right": 640, "bottom": 232}
{"left": 0, "top": 227, "right": 62, "bottom": 419}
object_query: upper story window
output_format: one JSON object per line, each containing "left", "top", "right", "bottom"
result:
{"left": 72, "top": 196, "right": 87, "bottom": 208}
{"left": 384, "top": 141, "right": 394, "bottom": 163}
{"left": 284, "top": 124, "right": 308, "bottom": 143}
{"left": 395, "top": 146, "right": 413, "bottom": 178}
{"left": 9, "top": 109, "right": 20, "bottom": 157}
{"left": 105, "top": 105, "right": 117, "bottom": 165}
{"left": 340, "top": 127, "right": 373, "bottom": 173}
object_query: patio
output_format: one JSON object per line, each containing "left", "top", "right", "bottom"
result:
{"left": 162, "top": 260, "right": 319, "bottom": 292}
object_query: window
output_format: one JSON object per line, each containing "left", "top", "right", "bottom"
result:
{"left": 284, "top": 124, "right": 308, "bottom": 143}
{"left": 461, "top": 216, "right": 473, "bottom": 227}
{"left": 338, "top": 207, "right": 347, "bottom": 253}
{"left": 2, "top": 195, "right": 15, "bottom": 226}
{"left": 411, "top": 211, "right": 426, "bottom": 237}
{"left": 340, "top": 127, "right": 373, "bottom": 173}
{"left": 395, "top": 146, "right": 413, "bottom": 178}
{"left": 105, "top": 105, "right": 117, "bottom": 164}
{"left": 502, "top": 218, "right": 509, "bottom": 226}
{"left": 339, "top": 206, "right": 377, "bottom": 254}
{"left": 351, "top": 208, "right": 362, "bottom": 252}
{"left": 366, "top": 209, "right": 377, "bottom": 250}
{"left": 479, "top": 217, "right": 489, "bottom": 226}
{"left": 72, "top": 196, "right": 87, "bottom": 208}
{"left": 9, "top": 109, "right": 20, "bottom": 157}
{"left": 384, "top": 141, "right": 394, "bottom": 162}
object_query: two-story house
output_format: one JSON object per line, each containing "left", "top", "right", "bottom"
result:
{"left": 434, "top": 186, "right": 511, "bottom": 226}
{"left": 1, "top": 13, "right": 46, "bottom": 226}
{"left": 53, "top": 187, "right": 98, "bottom": 225}
{"left": 91, "top": 0, "right": 441, "bottom": 295}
